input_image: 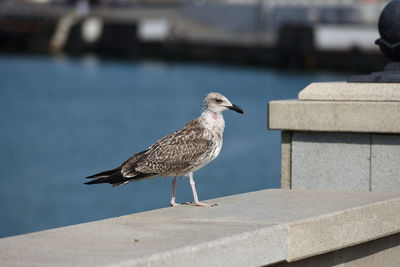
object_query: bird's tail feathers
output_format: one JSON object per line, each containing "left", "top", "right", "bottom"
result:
{"left": 85, "top": 168, "right": 157, "bottom": 186}
{"left": 86, "top": 167, "right": 121, "bottom": 178}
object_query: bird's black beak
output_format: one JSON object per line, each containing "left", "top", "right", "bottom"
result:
{"left": 227, "top": 104, "right": 244, "bottom": 114}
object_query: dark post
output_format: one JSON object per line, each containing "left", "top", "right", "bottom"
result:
{"left": 348, "top": 0, "right": 400, "bottom": 83}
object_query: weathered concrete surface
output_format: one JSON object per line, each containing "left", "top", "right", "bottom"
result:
{"left": 281, "top": 131, "right": 292, "bottom": 189}
{"left": 286, "top": 196, "right": 400, "bottom": 261}
{"left": 285, "top": 132, "right": 400, "bottom": 193}
{"left": 372, "top": 134, "right": 400, "bottom": 192}
{"left": 272, "top": 232, "right": 400, "bottom": 267}
{"left": 1, "top": 189, "right": 400, "bottom": 266}
{"left": 291, "top": 132, "right": 370, "bottom": 191}
{"left": 268, "top": 100, "right": 400, "bottom": 133}
{"left": 299, "top": 82, "right": 400, "bottom": 101}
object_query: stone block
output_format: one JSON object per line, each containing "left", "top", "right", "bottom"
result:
{"left": 268, "top": 100, "right": 400, "bottom": 133}
{"left": 286, "top": 196, "right": 400, "bottom": 261}
{"left": 298, "top": 82, "right": 400, "bottom": 101}
{"left": 371, "top": 134, "right": 400, "bottom": 192}
{"left": 273, "top": 232, "right": 400, "bottom": 267}
{"left": 291, "top": 132, "right": 370, "bottom": 191}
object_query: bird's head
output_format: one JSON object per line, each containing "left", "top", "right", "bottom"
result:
{"left": 203, "top": 92, "right": 244, "bottom": 114}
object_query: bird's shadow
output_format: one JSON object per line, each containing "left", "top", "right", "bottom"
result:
{"left": 180, "top": 202, "right": 218, "bottom": 207}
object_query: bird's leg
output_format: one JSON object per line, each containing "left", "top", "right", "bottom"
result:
{"left": 170, "top": 176, "right": 178, "bottom": 207}
{"left": 189, "top": 172, "right": 214, "bottom": 207}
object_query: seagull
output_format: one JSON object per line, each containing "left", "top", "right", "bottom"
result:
{"left": 85, "top": 92, "right": 243, "bottom": 207}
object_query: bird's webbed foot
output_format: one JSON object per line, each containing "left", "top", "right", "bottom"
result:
{"left": 170, "top": 200, "right": 180, "bottom": 207}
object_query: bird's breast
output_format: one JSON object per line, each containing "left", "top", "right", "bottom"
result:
{"left": 210, "top": 138, "right": 223, "bottom": 161}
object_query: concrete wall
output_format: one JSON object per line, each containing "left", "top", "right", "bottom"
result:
{"left": 285, "top": 132, "right": 400, "bottom": 192}
{"left": 269, "top": 81, "right": 400, "bottom": 265}
{"left": 1, "top": 189, "right": 400, "bottom": 266}
{"left": 270, "top": 82, "right": 400, "bottom": 192}
{"left": 272, "top": 232, "right": 400, "bottom": 267}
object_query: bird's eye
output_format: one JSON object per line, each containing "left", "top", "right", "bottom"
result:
{"left": 215, "top": 98, "right": 222, "bottom": 103}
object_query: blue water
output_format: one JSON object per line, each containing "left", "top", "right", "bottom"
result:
{"left": 0, "top": 54, "right": 347, "bottom": 238}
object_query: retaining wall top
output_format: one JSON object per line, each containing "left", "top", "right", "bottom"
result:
{"left": 1, "top": 189, "right": 399, "bottom": 266}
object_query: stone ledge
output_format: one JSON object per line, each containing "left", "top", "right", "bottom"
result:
{"left": 287, "top": 196, "right": 400, "bottom": 261}
{"left": 299, "top": 82, "right": 400, "bottom": 101}
{"left": 0, "top": 189, "right": 399, "bottom": 266}
{"left": 268, "top": 100, "right": 400, "bottom": 133}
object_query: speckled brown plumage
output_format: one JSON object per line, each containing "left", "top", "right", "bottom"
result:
{"left": 122, "top": 118, "right": 217, "bottom": 178}
{"left": 85, "top": 92, "right": 243, "bottom": 206}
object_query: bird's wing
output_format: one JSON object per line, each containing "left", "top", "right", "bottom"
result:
{"left": 121, "top": 119, "right": 214, "bottom": 176}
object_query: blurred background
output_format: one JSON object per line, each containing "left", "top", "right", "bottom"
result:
{"left": 0, "top": 0, "right": 389, "bottom": 238}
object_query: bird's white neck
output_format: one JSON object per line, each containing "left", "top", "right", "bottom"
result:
{"left": 200, "top": 109, "right": 225, "bottom": 136}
